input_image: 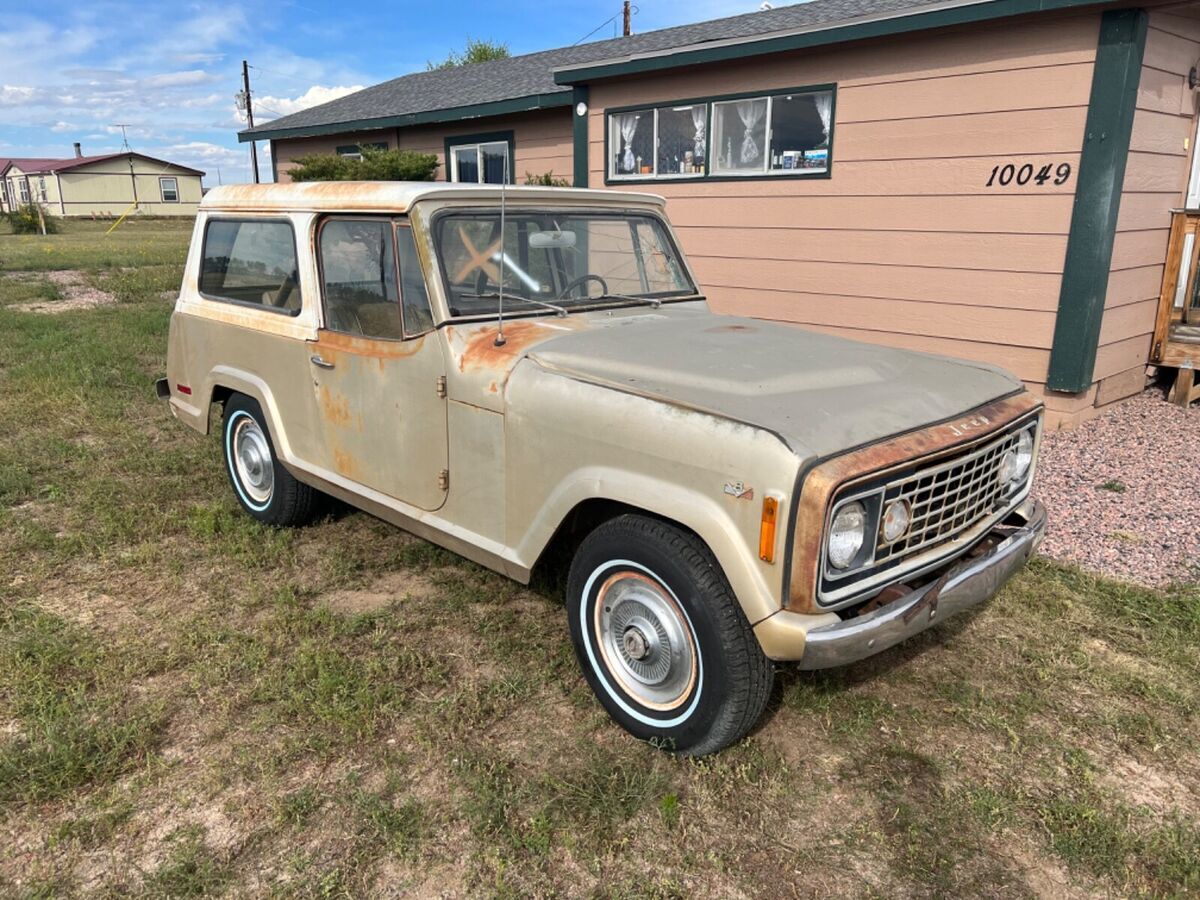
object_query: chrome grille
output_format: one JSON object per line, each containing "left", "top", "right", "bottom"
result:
{"left": 875, "top": 428, "right": 1023, "bottom": 564}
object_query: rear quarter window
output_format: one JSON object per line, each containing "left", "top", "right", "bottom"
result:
{"left": 199, "top": 219, "right": 302, "bottom": 315}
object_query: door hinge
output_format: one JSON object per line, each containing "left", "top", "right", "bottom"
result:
{"left": 435, "top": 375, "right": 447, "bottom": 398}
{"left": 437, "top": 469, "right": 450, "bottom": 491}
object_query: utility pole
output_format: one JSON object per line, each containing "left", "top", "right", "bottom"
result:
{"left": 623, "top": 1, "right": 631, "bottom": 36}
{"left": 241, "top": 60, "right": 260, "bottom": 184}
{"left": 112, "top": 124, "right": 138, "bottom": 209}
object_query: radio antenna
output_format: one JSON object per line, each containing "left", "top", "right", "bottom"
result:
{"left": 493, "top": 155, "right": 509, "bottom": 347}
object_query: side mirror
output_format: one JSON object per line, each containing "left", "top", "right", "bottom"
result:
{"left": 528, "top": 229, "right": 577, "bottom": 249}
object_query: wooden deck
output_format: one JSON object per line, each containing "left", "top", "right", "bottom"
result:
{"left": 1151, "top": 209, "right": 1200, "bottom": 407}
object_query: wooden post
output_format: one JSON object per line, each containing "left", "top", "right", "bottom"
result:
{"left": 35, "top": 203, "right": 46, "bottom": 236}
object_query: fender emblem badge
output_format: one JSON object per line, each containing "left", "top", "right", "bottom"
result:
{"left": 724, "top": 481, "right": 754, "bottom": 501}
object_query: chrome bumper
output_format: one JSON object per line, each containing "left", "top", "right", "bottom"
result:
{"left": 796, "top": 498, "right": 1046, "bottom": 670}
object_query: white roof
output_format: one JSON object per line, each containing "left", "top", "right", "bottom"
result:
{"left": 200, "top": 181, "right": 666, "bottom": 213}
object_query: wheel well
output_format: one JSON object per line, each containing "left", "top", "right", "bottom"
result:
{"left": 530, "top": 498, "right": 706, "bottom": 588}
{"left": 207, "top": 384, "right": 236, "bottom": 431}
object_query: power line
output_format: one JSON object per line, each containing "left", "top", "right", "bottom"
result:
{"left": 572, "top": 3, "right": 637, "bottom": 45}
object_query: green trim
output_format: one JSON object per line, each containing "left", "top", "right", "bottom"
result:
{"left": 572, "top": 86, "right": 589, "bottom": 188}
{"left": 1046, "top": 8, "right": 1148, "bottom": 393}
{"left": 239, "top": 92, "right": 571, "bottom": 144}
{"left": 270, "top": 140, "right": 279, "bottom": 183}
{"left": 555, "top": 0, "right": 1107, "bottom": 85}
{"left": 443, "top": 130, "right": 516, "bottom": 184}
{"left": 603, "top": 84, "right": 835, "bottom": 186}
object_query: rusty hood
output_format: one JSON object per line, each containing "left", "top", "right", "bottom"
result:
{"left": 524, "top": 307, "right": 1024, "bottom": 459}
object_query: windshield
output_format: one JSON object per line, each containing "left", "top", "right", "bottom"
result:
{"left": 434, "top": 210, "right": 698, "bottom": 317}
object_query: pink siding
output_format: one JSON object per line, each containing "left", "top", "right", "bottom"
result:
{"left": 587, "top": 11, "right": 1108, "bottom": 424}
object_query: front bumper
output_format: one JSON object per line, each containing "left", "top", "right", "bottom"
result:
{"left": 755, "top": 499, "right": 1046, "bottom": 666}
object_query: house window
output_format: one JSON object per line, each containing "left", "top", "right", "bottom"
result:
{"left": 446, "top": 132, "right": 513, "bottom": 184}
{"left": 199, "top": 218, "right": 302, "bottom": 315}
{"left": 37, "top": 176, "right": 47, "bottom": 202}
{"left": 609, "top": 104, "right": 707, "bottom": 179}
{"left": 18, "top": 179, "right": 29, "bottom": 203}
{"left": 160, "top": 177, "right": 179, "bottom": 202}
{"left": 1, "top": 181, "right": 7, "bottom": 208}
{"left": 712, "top": 89, "right": 833, "bottom": 176}
{"left": 607, "top": 86, "right": 834, "bottom": 182}
{"left": 335, "top": 142, "right": 388, "bottom": 160}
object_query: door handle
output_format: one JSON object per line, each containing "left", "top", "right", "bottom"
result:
{"left": 310, "top": 354, "right": 335, "bottom": 369}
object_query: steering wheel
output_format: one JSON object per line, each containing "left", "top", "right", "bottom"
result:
{"left": 556, "top": 273, "right": 609, "bottom": 301}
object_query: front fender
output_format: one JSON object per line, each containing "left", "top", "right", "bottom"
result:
{"left": 504, "top": 365, "right": 802, "bottom": 625}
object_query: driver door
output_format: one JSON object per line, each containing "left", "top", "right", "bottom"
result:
{"left": 307, "top": 217, "right": 448, "bottom": 512}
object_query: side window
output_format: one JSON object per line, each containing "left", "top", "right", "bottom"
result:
{"left": 395, "top": 224, "right": 434, "bottom": 336}
{"left": 318, "top": 219, "right": 403, "bottom": 339}
{"left": 199, "top": 219, "right": 301, "bottom": 314}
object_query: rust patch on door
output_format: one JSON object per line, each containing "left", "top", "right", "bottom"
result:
{"left": 332, "top": 447, "right": 361, "bottom": 480}
{"left": 318, "top": 385, "right": 362, "bottom": 432}
{"left": 315, "top": 329, "right": 426, "bottom": 360}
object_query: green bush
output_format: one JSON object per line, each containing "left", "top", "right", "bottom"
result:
{"left": 288, "top": 146, "right": 440, "bottom": 183}
{"left": 524, "top": 171, "right": 571, "bottom": 187}
{"left": 6, "top": 202, "right": 60, "bottom": 234}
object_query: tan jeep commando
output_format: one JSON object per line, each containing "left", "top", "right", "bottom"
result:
{"left": 159, "top": 182, "right": 1046, "bottom": 755}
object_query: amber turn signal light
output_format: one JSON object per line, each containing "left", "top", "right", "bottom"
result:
{"left": 759, "top": 496, "right": 779, "bottom": 563}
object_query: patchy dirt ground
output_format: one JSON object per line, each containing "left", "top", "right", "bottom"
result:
{"left": 4, "top": 269, "right": 116, "bottom": 313}
{"left": 1034, "top": 388, "right": 1200, "bottom": 586}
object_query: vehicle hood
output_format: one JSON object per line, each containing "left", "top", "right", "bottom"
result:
{"left": 526, "top": 306, "right": 1023, "bottom": 459}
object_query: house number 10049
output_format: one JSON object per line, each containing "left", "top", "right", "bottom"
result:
{"left": 985, "top": 162, "right": 1072, "bottom": 187}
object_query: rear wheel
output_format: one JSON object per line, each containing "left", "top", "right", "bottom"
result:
{"left": 567, "top": 514, "right": 773, "bottom": 755}
{"left": 222, "top": 394, "right": 319, "bottom": 527}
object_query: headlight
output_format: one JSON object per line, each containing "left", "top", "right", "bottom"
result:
{"left": 881, "top": 499, "right": 911, "bottom": 543}
{"left": 998, "top": 428, "right": 1035, "bottom": 489}
{"left": 828, "top": 500, "right": 867, "bottom": 569}
{"left": 1013, "top": 428, "right": 1034, "bottom": 481}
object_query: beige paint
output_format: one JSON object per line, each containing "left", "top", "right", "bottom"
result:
{"left": 164, "top": 183, "right": 1041, "bottom": 664}
{"left": 271, "top": 108, "right": 574, "bottom": 186}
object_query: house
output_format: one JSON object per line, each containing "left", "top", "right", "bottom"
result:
{"left": 0, "top": 146, "right": 204, "bottom": 218}
{"left": 239, "top": 0, "right": 1200, "bottom": 428}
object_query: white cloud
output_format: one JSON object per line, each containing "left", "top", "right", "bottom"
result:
{"left": 252, "top": 84, "right": 365, "bottom": 121}
{"left": 144, "top": 70, "right": 217, "bottom": 88}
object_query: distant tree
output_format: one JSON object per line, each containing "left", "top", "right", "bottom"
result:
{"left": 427, "top": 38, "right": 510, "bottom": 70}
{"left": 288, "top": 146, "right": 440, "bottom": 182}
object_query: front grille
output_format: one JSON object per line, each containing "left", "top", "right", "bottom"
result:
{"left": 875, "top": 428, "right": 1022, "bottom": 565}
{"left": 816, "top": 412, "right": 1040, "bottom": 607}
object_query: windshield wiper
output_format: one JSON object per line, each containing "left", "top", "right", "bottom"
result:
{"left": 594, "top": 292, "right": 662, "bottom": 309}
{"left": 461, "top": 292, "right": 569, "bottom": 317}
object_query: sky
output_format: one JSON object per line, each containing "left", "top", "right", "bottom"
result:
{"left": 0, "top": 0, "right": 767, "bottom": 184}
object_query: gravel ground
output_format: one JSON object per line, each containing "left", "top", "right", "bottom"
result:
{"left": 1034, "top": 387, "right": 1200, "bottom": 586}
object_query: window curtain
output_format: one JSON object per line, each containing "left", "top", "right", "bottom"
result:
{"left": 617, "top": 113, "right": 639, "bottom": 173}
{"left": 736, "top": 100, "right": 765, "bottom": 165}
{"left": 691, "top": 106, "right": 706, "bottom": 160}
{"left": 813, "top": 93, "right": 832, "bottom": 144}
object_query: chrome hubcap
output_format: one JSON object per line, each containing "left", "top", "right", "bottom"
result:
{"left": 596, "top": 572, "right": 697, "bottom": 710}
{"left": 232, "top": 417, "right": 273, "bottom": 505}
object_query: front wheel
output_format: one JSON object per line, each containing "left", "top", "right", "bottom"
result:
{"left": 566, "top": 515, "right": 774, "bottom": 755}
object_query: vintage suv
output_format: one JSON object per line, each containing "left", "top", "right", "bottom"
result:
{"left": 159, "top": 182, "right": 1045, "bottom": 755}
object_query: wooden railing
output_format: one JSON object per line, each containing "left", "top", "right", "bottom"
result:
{"left": 1152, "top": 210, "right": 1200, "bottom": 405}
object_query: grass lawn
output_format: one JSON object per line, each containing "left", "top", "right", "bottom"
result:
{"left": 0, "top": 218, "right": 1198, "bottom": 898}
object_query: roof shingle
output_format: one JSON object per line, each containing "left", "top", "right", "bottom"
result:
{"left": 240, "top": 0, "right": 951, "bottom": 139}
